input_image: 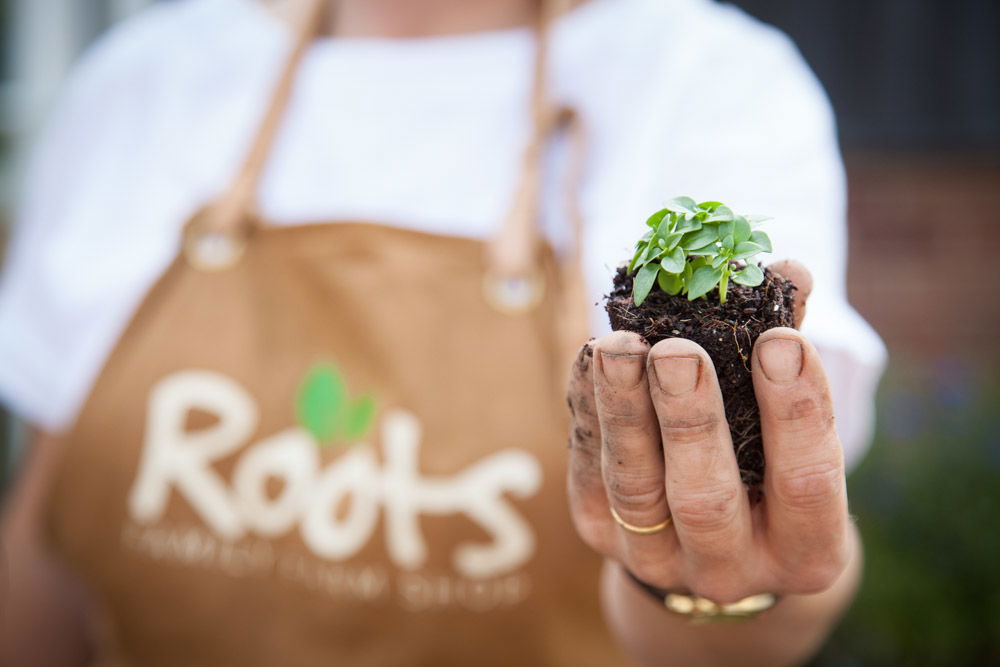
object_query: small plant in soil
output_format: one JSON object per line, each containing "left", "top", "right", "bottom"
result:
{"left": 606, "top": 197, "right": 797, "bottom": 496}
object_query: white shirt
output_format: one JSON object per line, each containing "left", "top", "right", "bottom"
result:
{"left": 0, "top": 0, "right": 885, "bottom": 468}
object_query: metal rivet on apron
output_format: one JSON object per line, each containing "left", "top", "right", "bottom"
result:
{"left": 183, "top": 228, "right": 247, "bottom": 271}
{"left": 482, "top": 272, "right": 546, "bottom": 314}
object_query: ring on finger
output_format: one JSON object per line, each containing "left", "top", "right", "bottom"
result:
{"left": 609, "top": 506, "right": 672, "bottom": 535}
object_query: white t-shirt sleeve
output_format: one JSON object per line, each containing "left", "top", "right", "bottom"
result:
{"left": 0, "top": 56, "right": 106, "bottom": 431}
{"left": 583, "top": 1, "right": 886, "bottom": 470}
{"left": 0, "top": 7, "right": 187, "bottom": 433}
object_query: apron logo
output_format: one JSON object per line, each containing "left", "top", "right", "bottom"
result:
{"left": 126, "top": 369, "right": 542, "bottom": 579}
{"left": 296, "top": 362, "right": 376, "bottom": 447}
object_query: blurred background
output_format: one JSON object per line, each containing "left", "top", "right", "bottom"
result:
{"left": 1, "top": 0, "right": 998, "bottom": 664}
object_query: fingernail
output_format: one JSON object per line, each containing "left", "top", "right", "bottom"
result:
{"left": 652, "top": 356, "right": 700, "bottom": 395}
{"left": 758, "top": 339, "right": 803, "bottom": 384}
{"left": 600, "top": 352, "right": 645, "bottom": 388}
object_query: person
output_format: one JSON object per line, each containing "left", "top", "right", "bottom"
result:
{"left": 0, "top": 0, "right": 885, "bottom": 664}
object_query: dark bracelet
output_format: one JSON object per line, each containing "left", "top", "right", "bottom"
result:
{"left": 622, "top": 565, "right": 779, "bottom": 622}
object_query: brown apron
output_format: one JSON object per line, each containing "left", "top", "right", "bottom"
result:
{"left": 44, "top": 1, "right": 625, "bottom": 664}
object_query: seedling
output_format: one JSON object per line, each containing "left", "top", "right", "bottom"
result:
{"left": 627, "top": 197, "right": 773, "bottom": 306}
{"left": 608, "top": 196, "right": 794, "bottom": 491}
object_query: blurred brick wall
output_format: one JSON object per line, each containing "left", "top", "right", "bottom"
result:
{"left": 845, "top": 151, "right": 1000, "bottom": 365}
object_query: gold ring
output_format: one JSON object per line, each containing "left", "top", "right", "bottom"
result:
{"left": 609, "top": 506, "right": 672, "bottom": 535}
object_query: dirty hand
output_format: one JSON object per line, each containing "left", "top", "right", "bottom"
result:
{"left": 566, "top": 261, "right": 852, "bottom": 602}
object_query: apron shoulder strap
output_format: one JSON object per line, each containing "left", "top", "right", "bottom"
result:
{"left": 206, "top": 0, "right": 331, "bottom": 236}
{"left": 483, "top": 0, "right": 589, "bottom": 328}
{"left": 484, "top": 0, "right": 563, "bottom": 281}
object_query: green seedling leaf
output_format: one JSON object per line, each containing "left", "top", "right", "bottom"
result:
{"left": 683, "top": 226, "right": 718, "bottom": 250}
{"left": 628, "top": 234, "right": 653, "bottom": 271}
{"left": 296, "top": 364, "right": 346, "bottom": 445}
{"left": 646, "top": 208, "right": 669, "bottom": 228}
{"left": 657, "top": 270, "right": 683, "bottom": 295}
{"left": 655, "top": 214, "right": 673, "bottom": 238}
{"left": 706, "top": 206, "right": 734, "bottom": 222}
{"left": 711, "top": 254, "right": 728, "bottom": 269}
{"left": 342, "top": 395, "right": 376, "bottom": 440}
{"left": 732, "top": 241, "right": 765, "bottom": 260}
{"left": 675, "top": 216, "right": 702, "bottom": 234}
{"left": 687, "top": 243, "right": 718, "bottom": 256}
{"left": 687, "top": 265, "right": 724, "bottom": 301}
{"left": 718, "top": 220, "right": 735, "bottom": 240}
{"left": 628, "top": 249, "right": 644, "bottom": 273}
{"left": 750, "top": 230, "right": 772, "bottom": 253}
{"left": 698, "top": 200, "right": 724, "bottom": 210}
{"left": 665, "top": 196, "right": 697, "bottom": 214}
{"left": 733, "top": 217, "right": 752, "bottom": 244}
{"left": 661, "top": 247, "right": 686, "bottom": 273}
{"left": 640, "top": 240, "right": 662, "bottom": 264}
{"left": 722, "top": 234, "right": 736, "bottom": 252}
{"left": 688, "top": 243, "right": 719, "bottom": 257}
{"left": 665, "top": 232, "right": 684, "bottom": 250}
{"left": 732, "top": 263, "right": 765, "bottom": 286}
{"left": 632, "top": 262, "right": 659, "bottom": 306}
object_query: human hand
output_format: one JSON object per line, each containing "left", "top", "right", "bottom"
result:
{"left": 567, "top": 262, "right": 852, "bottom": 603}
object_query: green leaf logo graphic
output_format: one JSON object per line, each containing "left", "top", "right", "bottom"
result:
{"left": 295, "top": 362, "right": 376, "bottom": 447}
{"left": 342, "top": 395, "right": 376, "bottom": 440}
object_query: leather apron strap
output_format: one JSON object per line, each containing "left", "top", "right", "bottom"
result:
{"left": 205, "top": 0, "right": 331, "bottom": 239}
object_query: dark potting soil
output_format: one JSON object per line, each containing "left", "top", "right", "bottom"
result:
{"left": 606, "top": 265, "right": 796, "bottom": 497}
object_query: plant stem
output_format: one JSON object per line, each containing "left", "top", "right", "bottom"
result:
{"left": 719, "top": 271, "right": 729, "bottom": 304}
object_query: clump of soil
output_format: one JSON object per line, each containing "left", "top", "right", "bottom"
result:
{"left": 606, "top": 265, "right": 796, "bottom": 497}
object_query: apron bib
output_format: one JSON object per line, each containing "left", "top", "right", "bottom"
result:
{"left": 44, "top": 1, "right": 622, "bottom": 664}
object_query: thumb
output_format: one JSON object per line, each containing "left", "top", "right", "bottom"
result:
{"left": 768, "top": 259, "right": 812, "bottom": 329}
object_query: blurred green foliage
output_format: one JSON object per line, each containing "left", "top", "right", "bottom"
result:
{"left": 812, "top": 361, "right": 1000, "bottom": 666}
